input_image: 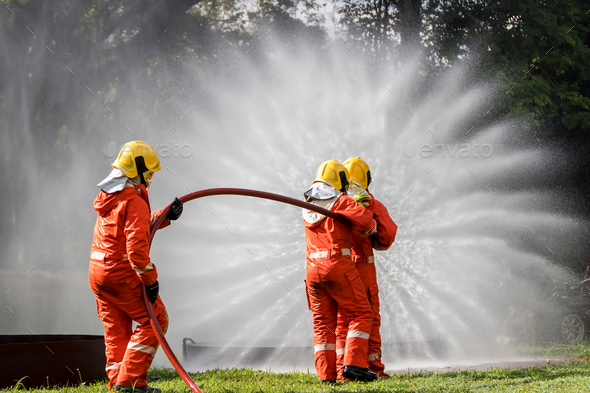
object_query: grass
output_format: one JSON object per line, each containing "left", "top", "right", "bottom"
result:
{"left": 3, "top": 363, "right": 590, "bottom": 393}
{"left": 3, "top": 344, "right": 590, "bottom": 392}
{"left": 510, "top": 342, "right": 590, "bottom": 360}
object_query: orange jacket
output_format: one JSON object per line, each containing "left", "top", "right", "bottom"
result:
{"left": 90, "top": 184, "right": 168, "bottom": 286}
{"left": 350, "top": 192, "right": 398, "bottom": 263}
{"left": 303, "top": 194, "right": 376, "bottom": 261}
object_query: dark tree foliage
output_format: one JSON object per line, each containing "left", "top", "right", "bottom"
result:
{"left": 0, "top": 0, "right": 329, "bottom": 269}
{"left": 338, "top": 0, "right": 590, "bottom": 219}
{"left": 338, "top": 0, "right": 422, "bottom": 63}
{"left": 337, "top": 0, "right": 589, "bottom": 138}
{"left": 0, "top": 0, "right": 588, "bottom": 269}
{"left": 0, "top": 0, "right": 213, "bottom": 268}
{"left": 426, "top": 0, "right": 590, "bottom": 139}
{"left": 338, "top": 0, "right": 399, "bottom": 66}
{"left": 424, "top": 0, "right": 590, "bottom": 227}
{"left": 399, "top": 0, "right": 422, "bottom": 53}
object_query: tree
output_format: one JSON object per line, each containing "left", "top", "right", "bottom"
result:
{"left": 0, "top": 0, "right": 329, "bottom": 269}
{"left": 338, "top": 0, "right": 398, "bottom": 65}
{"left": 426, "top": 0, "right": 590, "bottom": 138}
{"left": 398, "top": 0, "right": 422, "bottom": 54}
{"left": 0, "top": 0, "right": 204, "bottom": 269}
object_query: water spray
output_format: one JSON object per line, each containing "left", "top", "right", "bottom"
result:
{"left": 143, "top": 188, "right": 348, "bottom": 392}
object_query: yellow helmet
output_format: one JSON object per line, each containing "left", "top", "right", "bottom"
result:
{"left": 314, "top": 160, "right": 350, "bottom": 192}
{"left": 112, "top": 141, "right": 161, "bottom": 185}
{"left": 343, "top": 157, "right": 372, "bottom": 190}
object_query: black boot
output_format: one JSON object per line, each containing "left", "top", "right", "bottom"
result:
{"left": 342, "top": 365, "right": 378, "bottom": 382}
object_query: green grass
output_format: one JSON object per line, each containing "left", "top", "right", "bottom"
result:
{"left": 510, "top": 342, "right": 590, "bottom": 360}
{"left": 4, "top": 344, "right": 590, "bottom": 393}
{"left": 3, "top": 361, "right": 590, "bottom": 393}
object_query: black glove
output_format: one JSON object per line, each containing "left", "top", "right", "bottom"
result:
{"left": 145, "top": 280, "right": 159, "bottom": 304}
{"left": 166, "top": 197, "right": 183, "bottom": 223}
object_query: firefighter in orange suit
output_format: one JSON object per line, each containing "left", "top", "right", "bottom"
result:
{"left": 336, "top": 157, "right": 397, "bottom": 380}
{"left": 89, "top": 141, "right": 183, "bottom": 393}
{"left": 303, "top": 160, "right": 379, "bottom": 383}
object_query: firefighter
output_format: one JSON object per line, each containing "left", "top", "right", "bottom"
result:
{"left": 303, "top": 160, "right": 379, "bottom": 383}
{"left": 336, "top": 157, "right": 398, "bottom": 380}
{"left": 89, "top": 141, "right": 183, "bottom": 393}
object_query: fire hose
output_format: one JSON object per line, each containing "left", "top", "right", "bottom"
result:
{"left": 142, "top": 188, "right": 349, "bottom": 392}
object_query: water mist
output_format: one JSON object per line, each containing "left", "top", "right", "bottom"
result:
{"left": 1, "top": 11, "right": 588, "bottom": 374}
{"left": 147, "top": 39, "right": 587, "bottom": 370}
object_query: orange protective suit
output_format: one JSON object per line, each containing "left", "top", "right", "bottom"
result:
{"left": 336, "top": 192, "right": 397, "bottom": 379}
{"left": 89, "top": 184, "right": 169, "bottom": 389}
{"left": 303, "top": 194, "right": 377, "bottom": 381}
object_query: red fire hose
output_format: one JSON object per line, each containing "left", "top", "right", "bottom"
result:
{"left": 143, "top": 188, "right": 348, "bottom": 392}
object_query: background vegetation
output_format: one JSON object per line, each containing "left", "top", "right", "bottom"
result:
{"left": 1, "top": 0, "right": 588, "bottom": 272}
{"left": 1, "top": 2, "right": 590, "bottom": 390}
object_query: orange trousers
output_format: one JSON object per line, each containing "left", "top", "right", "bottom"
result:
{"left": 336, "top": 260, "right": 385, "bottom": 378}
{"left": 306, "top": 258, "right": 373, "bottom": 381}
{"left": 90, "top": 267, "right": 168, "bottom": 388}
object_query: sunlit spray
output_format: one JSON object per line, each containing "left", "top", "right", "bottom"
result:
{"left": 2, "top": 8, "right": 586, "bottom": 375}
{"left": 150, "top": 38, "right": 584, "bottom": 370}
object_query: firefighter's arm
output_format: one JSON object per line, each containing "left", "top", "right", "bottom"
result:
{"left": 124, "top": 197, "right": 158, "bottom": 286}
{"left": 336, "top": 196, "right": 377, "bottom": 237}
{"left": 368, "top": 197, "right": 398, "bottom": 250}
{"left": 151, "top": 209, "right": 169, "bottom": 230}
